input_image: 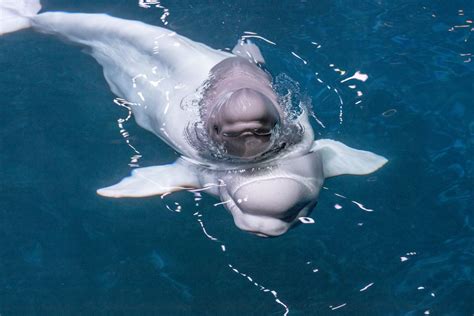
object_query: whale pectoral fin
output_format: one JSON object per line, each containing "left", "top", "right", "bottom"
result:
{"left": 312, "top": 139, "right": 388, "bottom": 178}
{"left": 97, "top": 161, "right": 200, "bottom": 198}
{"left": 232, "top": 39, "right": 265, "bottom": 64}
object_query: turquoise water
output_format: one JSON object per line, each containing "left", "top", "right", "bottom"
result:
{"left": 0, "top": 0, "right": 473, "bottom": 315}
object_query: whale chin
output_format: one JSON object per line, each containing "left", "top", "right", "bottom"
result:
{"left": 234, "top": 217, "right": 292, "bottom": 237}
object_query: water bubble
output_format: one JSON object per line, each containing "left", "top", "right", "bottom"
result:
{"left": 382, "top": 109, "right": 398, "bottom": 117}
{"left": 298, "top": 217, "right": 315, "bottom": 224}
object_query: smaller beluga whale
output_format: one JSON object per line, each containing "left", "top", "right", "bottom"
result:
{"left": 1, "top": 0, "right": 388, "bottom": 236}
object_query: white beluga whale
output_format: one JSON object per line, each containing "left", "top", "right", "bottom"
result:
{"left": 2, "top": 0, "right": 388, "bottom": 236}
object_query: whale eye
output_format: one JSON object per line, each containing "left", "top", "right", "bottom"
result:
{"left": 213, "top": 125, "right": 220, "bottom": 134}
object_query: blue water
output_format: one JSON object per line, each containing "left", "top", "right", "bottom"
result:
{"left": 1, "top": 0, "right": 473, "bottom": 315}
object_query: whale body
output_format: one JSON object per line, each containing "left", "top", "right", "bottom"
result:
{"left": 1, "top": 0, "right": 388, "bottom": 236}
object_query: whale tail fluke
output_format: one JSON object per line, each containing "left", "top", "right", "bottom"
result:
{"left": 0, "top": 0, "right": 41, "bottom": 35}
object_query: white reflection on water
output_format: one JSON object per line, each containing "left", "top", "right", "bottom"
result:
{"left": 323, "top": 186, "right": 377, "bottom": 213}
{"left": 330, "top": 302, "right": 347, "bottom": 310}
{"left": 227, "top": 262, "right": 290, "bottom": 316}
{"left": 359, "top": 282, "right": 374, "bottom": 292}
{"left": 113, "top": 98, "right": 142, "bottom": 167}
{"left": 291, "top": 51, "right": 308, "bottom": 64}
{"left": 138, "top": 0, "right": 170, "bottom": 25}
{"left": 193, "top": 207, "right": 291, "bottom": 316}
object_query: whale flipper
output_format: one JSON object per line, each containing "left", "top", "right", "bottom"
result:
{"left": 97, "top": 160, "right": 201, "bottom": 198}
{"left": 312, "top": 139, "right": 388, "bottom": 178}
{"left": 232, "top": 39, "right": 265, "bottom": 65}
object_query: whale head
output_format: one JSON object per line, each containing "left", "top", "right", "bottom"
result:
{"left": 207, "top": 88, "right": 281, "bottom": 159}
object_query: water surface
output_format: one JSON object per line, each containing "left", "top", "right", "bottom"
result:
{"left": 0, "top": 0, "right": 473, "bottom": 315}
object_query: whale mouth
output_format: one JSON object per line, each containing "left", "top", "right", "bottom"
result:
{"left": 221, "top": 124, "right": 273, "bottom": 137}
{"left": 221, "top": 133, "right": 274, "bottom": 158}
{"left": 185, "top": 115, "right": 301, "bottom": 163}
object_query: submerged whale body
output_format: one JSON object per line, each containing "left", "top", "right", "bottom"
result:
{"left": 1, "top": 0, "right": 388, "bottom": 236}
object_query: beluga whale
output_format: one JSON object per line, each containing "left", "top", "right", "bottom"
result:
{"left": 1, "top": 0, "right": 388, "bottom": 236}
